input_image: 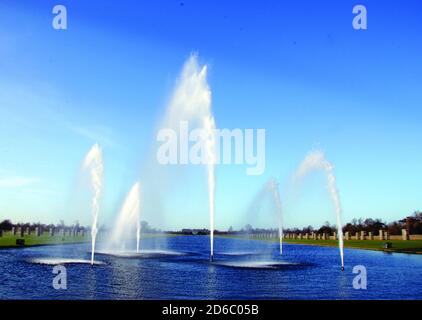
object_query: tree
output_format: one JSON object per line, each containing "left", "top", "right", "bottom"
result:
{"left": 388, "top": 221, "right": 403, "bottom": 235}
{"left": 408, "top": 211, "right": 422, "bottom": 234}
{"left": 302, "top": 225, "right": 313, "bottom": 233}
{"left": 243, "top": 224, "right": 253, "bottom": 233}
{"left": 141, "top": 221, "right": 150, "bottom": 233}
{"left": 0, "top": 220, "right": 13, "bottom": 231}
{"left": 318, "top": 221, "right": 334, "bottom": 235}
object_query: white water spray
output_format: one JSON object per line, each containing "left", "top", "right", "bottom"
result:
{"left": 82, "top": 143, "right": 104, "bottom": 265}
{"left": 162, "top": 54, "right": 217, "bottom": 261}
{"left": 109, "top": 182, "right": 141, "bottom": 252}
{"left": 294, "top": 151, "right": 345, "bottom": 270}
{"left": 267, "top": 179, "right": 283, "bottom": 255}
{"left": 204, "top": 115, "right": 217, "bottom": 261}
{"left": 136, "top": 220, "right": 141, "bottom": 253}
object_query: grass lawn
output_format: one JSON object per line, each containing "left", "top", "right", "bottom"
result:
{"left": 282, "top": 239, "right": 422, "bottom": 254}
{"left": 0, "top": 232, "right": 177, "bottom": 248}
{"left": 0, "top": 232, "right": 90, "bottom": 248}
{"left": 219, "top": 235, "right": 422, "bottom": 254}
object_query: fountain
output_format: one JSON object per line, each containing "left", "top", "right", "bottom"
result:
{"left": 267, "top": 179, "right": 283, "bottom": 255}
{"left": 294, "top": 150, "right": 345, "bottom": 270}
{"left": 30, "top": 258, "right": 105, "bottom": 266}
{"left": 225, "top": 179, "right": 283, "bottom": 261}
{"left": 136, "top": 220, "right": 141, "bottom": 253}
{"left": 204, "top": 115, "right": 217, "bottom": 262}
{"left": 108, "top": 182, "right": 141, "bottom": 252}
{"left": 161, "top": 54, "right": 217, "bottom": 262}
{"left": 82, "top": 143, "right": 104, "bottom": 265}
{"left": 98, "top": 182, "right": 185, "bottom": 258}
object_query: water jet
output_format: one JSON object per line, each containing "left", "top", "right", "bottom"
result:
{"left": 161, "top": 54, "right": 217, "bottom": 260}
{"left": 82, "top": 143, "right": 104, "bottom": 266}
{"left": 294, "top": 150, "right": 345, "bottom": 270}
{"left": 108, "top": 182, "right": 141, "bottom": 252}
{"left": 267, "top": 179, "right": 283, "bottom": 255}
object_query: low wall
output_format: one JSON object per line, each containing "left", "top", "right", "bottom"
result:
{"left": 247, "top": 233, "right": 422, "bottom": 241}
{"left": 1, "top": 230, "right": 89, "bottom": 237}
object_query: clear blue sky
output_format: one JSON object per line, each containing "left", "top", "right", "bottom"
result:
{"left": 0, "top": 0, "right": 421, "bottom": 230}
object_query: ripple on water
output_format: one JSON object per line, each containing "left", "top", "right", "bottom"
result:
{"left": 214, "top": 260, "right": 301, "bottom": 269}
{"left": 96, "top": 250, "right": 186, "bottom": 258}
{"left": 29, "top": 258, "right": 105, "bottom": 266}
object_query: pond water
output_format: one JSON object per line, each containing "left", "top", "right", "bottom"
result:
{"left": 0, "top": 236, "right": 421, "bottom": 300}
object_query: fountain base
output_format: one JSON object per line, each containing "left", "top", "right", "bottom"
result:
{"left": 29, "top": 258, "right": 104, "bottom": 266}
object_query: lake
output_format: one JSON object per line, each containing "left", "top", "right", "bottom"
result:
{"left": 0, "top": 235, "right": 421, "bottom": 300}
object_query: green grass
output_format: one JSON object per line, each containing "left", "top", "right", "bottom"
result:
{"left": 283, "top": 239, "right": 422, "bottom": 253}
{"left": 2, "top": 232, "right": 421, "bottom": 254}
{"left": 0, "top": 231, "right": 89, "bottom": 248}
{"left": 0, "top": 231, "right": 177, "bottom": 248}
{"left": 219, "top": 235, "right": 422, "bottom": 254}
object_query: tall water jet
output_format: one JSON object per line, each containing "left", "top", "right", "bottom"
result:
{"left": 136, "top": 220, "right": 141, "bottom": 253}
{"left": 294, "top": 150, "right": 345, "bottom": 270}
{"left": 204, "top": 115, "right": 217, "bottom": 262}
{"left": 267, "top": 179, "right": 283, "bottom": 255}
{"left": 82, "top": 143, "right": 104, "bottom": 265}
{"left": 161, "top": 54, "right": 217, "bottom": 261}
{"left": 109, "top": 182, "right": 141, "bottom": 252}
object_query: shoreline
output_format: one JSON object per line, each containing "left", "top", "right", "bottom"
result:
{"left": 0, "top": 240, "right": 90, "bottom": 250}
{"left": 0, "top": 233, "right": 174, "bottom": 249}
{"left": 2, "top": 234, "right": 422, "bottom": 255}
{"left": 218, "top": 235, "right": 422, "bottom": 255}
{"left": 282, "top": 240, "right": 422, "bottom": 255}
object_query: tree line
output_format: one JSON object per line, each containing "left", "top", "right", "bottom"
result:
{"left": 2, "top": 211, "right": 422, "bottom": 235}
{"left": 234, "top": 211, "right": 422, "bottom": 236}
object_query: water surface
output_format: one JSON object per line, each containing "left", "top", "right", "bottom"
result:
{"left": 0, "top": 236, "right": 421, "bottom": 300}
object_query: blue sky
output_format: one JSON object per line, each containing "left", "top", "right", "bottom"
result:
{"left": 0, "top": 0, "right": 421, "bottom": 230}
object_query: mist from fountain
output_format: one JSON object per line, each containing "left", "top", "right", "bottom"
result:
{"left": 267, "top": 179, "right": 283, "bottom": 255}
{"left": 136, "top": 220, "right": 141, "bottom": 253}
{"left": 108, "top": 182, "right": 141, "bottom": 253}
{"left": 82, "top": 143, "right": 104, "bottom": 265}
{"left": 161, "top": 54, "right": 217, "bottom": 261}
{"left": 236, "top": 179, "right": 284, "bottom": 258}
{"left": 294, "top": 150, "right": 345, "bottom": 270}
